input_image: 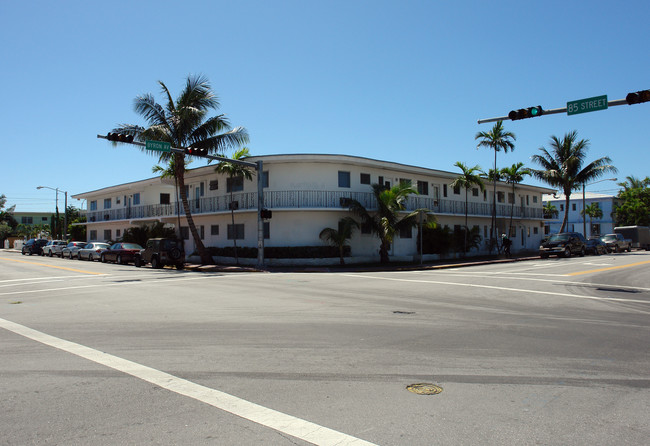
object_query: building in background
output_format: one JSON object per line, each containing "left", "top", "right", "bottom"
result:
{"left": 542, "top": 192, "right": 619, "bottom": 238}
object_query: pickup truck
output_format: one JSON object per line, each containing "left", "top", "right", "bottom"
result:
{"left": 614, "top": 226, "right": 650, "bottom": 250}
{"left": 600, "top": 233, "right": 632, "bottom": 253}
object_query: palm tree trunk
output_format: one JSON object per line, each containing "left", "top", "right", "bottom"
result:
{"left": 560, "top": 194, "right": 570, "bottom": 233}
{"left": 177, "top": 158, "right": 212, "bottom": 265}
{"left": 229, "top": 189, "right": 239, "bottom": 265}
{"left": 492, "top": 149, "right": 497, "bottom": 254}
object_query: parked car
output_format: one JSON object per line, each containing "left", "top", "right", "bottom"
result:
{"left": 134, "top": 238, "right": 185, "bottom": 269}
{"left": 61, "top": 241, "right": 89, "bottom": 259}
{"left": 613, "top": 226, "right": 650, "bottom": 250}
{"left": 585, "top": 237, "right": 608, "bottom": 255}
{"left": 42, "top": 240, "right": 67, "bottom": 256}
{"left": 600, "top": 233, "right": 632, "bottom": 253}
{"left": 77, "top": 242, "right": 111, "bottom": 261}
{"left": 539, "top": 232, "right": 586, "bottom": 258}
{"left": 100, "top": 243, "right": 144, "bottom": 265}
{"left": 22, "top": 238, "right": 48, "bottom": 255}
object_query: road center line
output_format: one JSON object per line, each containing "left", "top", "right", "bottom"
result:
{"left": 567, "top": 260, "right": 650, "bottom": 276}
{"left": 0, "top": 317, "right": 376, "bottom": 446}
{"left": 0, "top": 257, "right": 106, "bottom": 275}
{"left": 341, "top": 274, "right": 650, "bottom": 304}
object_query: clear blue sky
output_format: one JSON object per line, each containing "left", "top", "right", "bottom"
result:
{"left": 2, "top": 0, "right": 647, "bottom": 212}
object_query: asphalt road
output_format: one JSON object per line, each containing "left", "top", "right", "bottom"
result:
{"left": 1, "top": 250, "right": 649, "bottom": 445}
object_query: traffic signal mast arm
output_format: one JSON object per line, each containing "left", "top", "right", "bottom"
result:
{"left": 477, "top": 90, "right": 648, "bottom": 124}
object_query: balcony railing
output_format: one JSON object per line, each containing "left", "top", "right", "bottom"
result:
{"left": 85, "top": 190, "right": 543, "bottom": 222}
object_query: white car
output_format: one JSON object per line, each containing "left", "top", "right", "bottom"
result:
{"left": 77, "top": 242, "right": 111, "bottom": 261}
{"left": 42, "top": 240, "right": 67, "bottom": 257}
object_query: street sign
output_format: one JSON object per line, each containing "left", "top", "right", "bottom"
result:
{"left": 567, "top": 95, "right": 608, "bottom": 116}
{"left": 145, "top": 140, "right": 171, "bottom": 152}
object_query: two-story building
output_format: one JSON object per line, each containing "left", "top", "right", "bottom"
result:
{"left": 73, "top": 154, "right": 553, "bottom": 264}
{"left": 542, "top": 192, "right": 619, "bottom": 237}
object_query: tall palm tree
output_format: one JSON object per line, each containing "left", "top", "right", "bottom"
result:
{"left": 450, "top": 161, "right": 484, "bottom": 252}
{"left": 215, "top": 147, "right": 255, "bottom": 265}
{"left": 319, "top": 217, "right": 359, "bottom": 265}
{"left": 529, "top": 131, "right": 617, "bottom": 233}
{"left": 500, "top": 162, "right": 530, "bottom": 237}
{"left": 346, "top": 183, "right": 427, "bottom": 264}
{"left": 475, "top": 121, "right": 516, "bottom": 253}
{"left": 581, "top": 202, "right": 603, "bottom": 236}
{"left": 111, "top": 75, "right": 249, "bottom": 264}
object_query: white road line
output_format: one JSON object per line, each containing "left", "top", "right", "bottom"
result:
{"left": 341, "top": 274, "right": 650, "bottom": 304}
{"left": 0, "top": 317, "right": 376, "bottom": 446}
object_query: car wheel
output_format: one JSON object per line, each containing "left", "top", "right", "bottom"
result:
{"left": 117, "top": 255, "right": 123, "bottom": 265}
{"left": 89, "top": 254, "right": 94, "bottom": 261}
{"left": 49, "top": 250, "right": 53, "bottom": 257}
{"left": 78, "top": 253, "right": 83, "bottom": 260}
{"left": 616, "top": 245, "right": 621, "bottom": 253}
{"left": 151, "top": 256, "right": 160, "bottom": 269}
{"left": 101, "top": 254, "right": 107, "bottom": 263}
{"left": 627, "top": 245, "right": 632, "bottom": 252}
{"left": 579, "top": 247, "right": 585, "bottom": 257}
{"left": 563, "top": 247, "right": 571, "bottom": 258}
{"left": 540, "top": 253, "right": 549, "bottom": 259}
{"left": 175, "top": 263, "right": 184, "bottom": 270}
{"left": 134, "top": 256, "right": 142, "bottom": 268}
{"left": 21, "top": 249, "right": 26, "bottom": 255}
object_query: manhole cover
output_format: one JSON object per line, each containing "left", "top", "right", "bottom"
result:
{"left": 407, "top": 383, "right": 443, "bottom": 395}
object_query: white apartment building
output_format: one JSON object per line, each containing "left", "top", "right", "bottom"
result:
{"left": 73, "top": 154, "right": 553, "bottom": 264}
{"left": 542, "top": 192, "right": 619, "bottom": 238}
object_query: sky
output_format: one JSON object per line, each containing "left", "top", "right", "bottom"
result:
{"left": 2, "top": 0, "right": 648, "bottom": 212}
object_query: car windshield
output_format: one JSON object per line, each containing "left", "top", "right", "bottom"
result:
{"left": 549, "top": 234, "right": 569, "bottom": 242}
{"left": 601, "top": 235, "right": 615, "bottom": 240}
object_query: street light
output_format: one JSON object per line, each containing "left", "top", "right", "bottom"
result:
{"left": 37, "top": 186, "right": 68, "bottom": 240}
{"left": 582, "top": 178, "right": 617, "bottom": 237}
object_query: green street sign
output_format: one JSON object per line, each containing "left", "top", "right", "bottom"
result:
{"left": 145, "top": 140, "right": 171, "bottom": 152}
{"left": 567, "top": 95, "right": 608, "bottom": 116}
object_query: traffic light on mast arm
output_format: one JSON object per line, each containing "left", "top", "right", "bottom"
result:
{"left": 184, "top": 147, "right": 208, "bottom": 157}
{"left": 106, "top": 132, "right": 134, "bottom": 143}
{"left": 508, "top": 105, "right": 543, "bottom": 120}
{"left": 625, "top": 89, "right": 650, "bottom": 105}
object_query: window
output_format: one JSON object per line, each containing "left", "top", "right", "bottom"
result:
{"left": 116, "top": 229, "right": 121, "bottom": 238}
{"left": 560, "top": 204, "right": 564, "bottom": 211}
{"left": 572, "top": 203, "right": 576, "bottom": 211}
{"left": 104, "top": 198, "right": 112, "bottom": 209}
{"left": 526, "top": 195, "right": 530, "bottom": 205}
{"left": 533, "top": 195, "right": 538, "bottom": 203}
{"left": 90, "top": 200, "right": 97, "bottom": 211}
{"left": 472, "top": 188, "right": 479, "bottom": 197}
{"left": 227, "top": 176, "right": 244, "bottom": 192}
{"left": 417, "top": 180, "right": 428, "bottom": 195}
{"left": 103, "top": 229, "right": 111, "bottom": 241}
{"left": 227, "top": 224, "right": 245, "bottom": 240}
{"left": 90, "top": 230, "right": 97, "bottom": 240}
{"left": 360, "top": 173, "right": 371, "bottom": 185}
{"left": 497, "top": 191, "right": 505, "bottom": 203}
{"left": 399, "top": 178, "right": 411, "bottom": 187}
{"left": 443, "top": 184, "right": 448, "bottom": 197}
{"left": 264, "top": 222, "right": 270, "bottom": 239}
{"left": 200, "top": 225, "right": 205, "bottom": 240}
{"left": 41, "top": 216, "right": 48, "bottom": 221}
{"left": 508, "top": 193, "right": 515, "bottom": 204}
{"left": 21, "top": 217, "right": 33, "bottom": 224}
{"left": 262, "top": 171, "right": 269, "bottom": 188}
{"left": 132, "top": 193, "right": 140, "bottom": 205}
{"left": 338, "top": 171, "right": 351, "bottom": 188}
{"left": 533, "top": 227, "right": 539, "bottom": 235}
{"left": 209, "top": 180, "right": 219, "bottom": 190}
{"left": 453, "top": 184, "right": 461, "bottom": 195}
{"left": 399, "top": 226, "right": 412, "bottom": 238}
{"left": 211, "top": 225, "right": 219, "bottom": 236}
{"left": 180, "top": 227, "right": 189, "bottom": 240}
{"left": 160, "top": 193, "right": 170, "bottom": 205}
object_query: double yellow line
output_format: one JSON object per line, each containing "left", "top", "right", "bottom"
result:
{"left": 567, "top": 259, "right": 650, "bottom": 276}
{"left": 0, "top": 257, "right": 105, "bottom": 275}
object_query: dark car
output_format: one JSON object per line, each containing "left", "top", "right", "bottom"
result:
{"left": 22, "top": 238, "right": 48, "bottom": 255}
{"left": 585, "top": 237, "right": 608, "bottom": 255}
{"left": 539, "top": 232, "right": 586, "bottom": 258}
{"left": 100, "top": 242, "right": 144, "bottom": 265}
{"left": 135, "top": 238, "right": 185, "bottom": 269}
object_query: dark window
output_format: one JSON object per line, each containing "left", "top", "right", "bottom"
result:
{"left": 497, "top": 191, "right": 505, "bottom": 203}
{"left": 572, "top": 203, "right": 576, "bottom": 211}
{"left": 133, "top": 193, "right": 140, "bottom": 205}
{"left": 400, "top": 178, "right": 412, "bottom": 187}
{"left": 417, "top": 181, "right": 428, "bottom": 195}
{"left": 160, "top": 193, "right": 171, "bottom": 205}
{"left": 472, "top": 188, "right": 479, "bottom": 197}
{"left": 103, "top": 229, "right": 111, "bottom": 241}
{"left": 90, "top": 200, "right": 97, "bottom": 211}
{"left": 453, "top": 184, "right": 461, "bottom": 195}
{"left": 227, "top": 176, "right": 244, "bottom": 192}
{"left": 262, "top": 171, "right": 269, "bottom": 188}
{"left": 264, "top": 222, "right": 270, "bottom": 239}
{"left": 209, "top": 180, "right": 218, "bottom": 190}
{"left": 508, "top": 192, "right": 515, "bottom": 204}
{"left": 211, "top": 225, "right": 219, "bottom": 236}
{"left": 104, "top": 198, "right": 111, "bottom": 209}
{"left": 227, "top": 224, "right": 245, "bottom": 240}
{"left": 338, "top": 171, "right": 351, "bottom": 188}
{"left": 360, "top": 173, "right": 371, "bottom": 185}
{"left": 443, "top": 184, "right": 448, "bottom": 197}
{"left": 180, "top": 226, "right": 189, "bottom": 240}
{"left": 399, "top": 226, "right": 412, "bottom": 238}
{"left": 21, "top": 217, "right": 33, "bottom": 224}
{"left": 560, "top": 204, "right": 564, "bottom": 211}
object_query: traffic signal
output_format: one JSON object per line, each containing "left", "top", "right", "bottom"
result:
{"left": 184, "top": 147, "right": 208, "bottom": 157}
{"left": 106, "top": 132, "right": 134, "bottom": 143}
{"left": 260, "top": 208, "right": 272, "bottom": 219}
{"left": 508, "top": 106, "right": 543, "bottom": 120}
{"left": 625, "top": 89, "right": 650, "bottom": 105}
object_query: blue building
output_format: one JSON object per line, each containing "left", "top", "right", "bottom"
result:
{"left": 543, "top": 192, "right": 619, "bottom": 238}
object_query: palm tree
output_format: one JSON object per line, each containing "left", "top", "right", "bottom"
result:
{"left": 617, "top": 175, "right": 650, "bottom": 192}
{"left": 581, "top": 202, "right": 603, "bottom": 236}
{"left": 215, "top": 147, "right": 255, "bottom": 265}
{"left": 475, "top": 121, "right": 516, "bottom": 253}
{"left": 152, "top": 157, "right": 192, "bottom": 238}
{"left": 500, "top": 162, "right": 530, "bottom": 237}
{"left": 543, "top": 202, "right": 559, "bottom": 219}
{"left": 346, "top": 182, "right": 427, "bottom": 264}
{"left": 319, "top": 217, "right": 359, "bottom": 265}
{"left": 529, "top": 131, "right": 617, "bottom": 233}
{"left": 111, "top": 75, "right": 249, "bottom": 264}
{"left": 450, "top": 162, "right": 484, "bottom": 252}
